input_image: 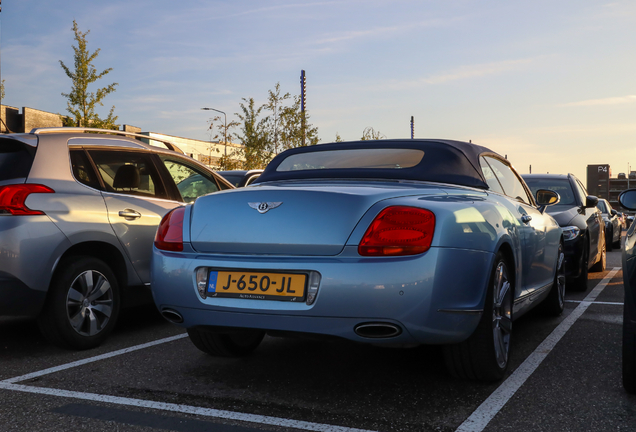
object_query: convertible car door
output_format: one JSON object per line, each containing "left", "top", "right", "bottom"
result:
{"left": 481, "top": 156, "right": 556, "bottom": 296}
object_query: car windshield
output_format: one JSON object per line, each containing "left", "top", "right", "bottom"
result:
{"left": 597, "top": 201, "right": 608, "bottom": 213}
{"left": 523, "top": 178, "right": 576, "bottom": 206}
{"left": 276, "top": 148, "right": 425, "bottom": 171}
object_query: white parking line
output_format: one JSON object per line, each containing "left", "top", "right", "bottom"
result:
{"left": 1, "top": 333, "right": 189, "bottom": 384}
{"left": 0, "top": 332, "right": 376, "bottom": 432}
{"left": 0, "top": 382, "right": 375, "bottom": 432}
{"left": 565, "top": 300, "right": 623, "bottom": 306}
{"left": 455, "top": 267, "right": 621, "bottom": 432}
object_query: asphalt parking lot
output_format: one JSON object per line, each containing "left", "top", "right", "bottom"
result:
{"left": 0, "top": 249, "right": 634, "bottom": 432}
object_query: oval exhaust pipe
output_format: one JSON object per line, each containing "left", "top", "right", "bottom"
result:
{"left": 354, "top": 322, "right": 402, "bottom": 339}
{"left": 161, "top": 309, "right": 184, "bottom": 324}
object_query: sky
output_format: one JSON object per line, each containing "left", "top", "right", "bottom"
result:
{"left": 1, "top": 0, "right": 635, "bottom": 182}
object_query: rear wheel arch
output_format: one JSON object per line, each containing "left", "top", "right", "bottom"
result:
{"left": 53, "top": 241, "right": 130, "bottom": 293}
{"left": 496, "top": 242, "right": 516, "bottom": 296}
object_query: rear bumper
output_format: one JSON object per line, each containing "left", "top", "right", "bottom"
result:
{"left": 0, "top": 274, "right": 47, "bottom": 317}
{"left": 151, "top": 246, "right": 494, "bottom": 345}
{"left": 0, "top": 215, "right": 71, "bottom": 317}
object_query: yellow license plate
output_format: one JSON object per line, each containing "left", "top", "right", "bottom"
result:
{"left": 207, "top": 270, "right": 306, "bottom": 301}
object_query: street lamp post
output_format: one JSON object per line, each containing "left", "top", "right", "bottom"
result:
{"left": 201, "top": 107, "right": 227, "bottom": 169}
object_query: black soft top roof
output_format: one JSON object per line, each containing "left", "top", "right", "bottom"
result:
{"left": 257, "top": 139, "right": 503, "bottom": 189}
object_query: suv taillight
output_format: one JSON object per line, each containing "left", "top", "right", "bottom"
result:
{"left": 358, "top": 206, "right": 435, "bottom": 256}
{"left": 0, "top": 184, "right": 55, "bottom": 216}
{"left": 155, "top": 207, "right": 185, "bottom": 252}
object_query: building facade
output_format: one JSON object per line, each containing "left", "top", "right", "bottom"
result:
{"left": 0, "top": 104, "right": 245, "bottom": 169}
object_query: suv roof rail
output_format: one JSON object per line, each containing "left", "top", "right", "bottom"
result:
{"left": 30, "top": 127, "right": 185, "bottom": 154}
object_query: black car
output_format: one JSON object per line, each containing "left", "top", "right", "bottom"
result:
{"left": 618, "top": 189, "right": 636, "bottom": 393}
{"left": 217, "top": 169, "right": 263, "bottom": 187}
{"left": 523, "top": 174, "right": 606, "bottom": 291}
{"left": 597, "top": 198, "right": 622, "bottom": 251}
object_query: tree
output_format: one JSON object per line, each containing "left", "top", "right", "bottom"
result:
{"left": 334, "top": 133, "right": 344, "bottom": 142}
{"left": 264, "top": 83, "right": 291, "bottom": 155}
{"left": 278, "top": 95, "right": 319, "bottom": 151}
{"left": 0, "top": 80, "right": 4, "bottom": 101}
{"left": 360, "top": 127, "right": 385, "bottom": 140}
{"left": 206, "top": 115, "right": 240, "bottom": 170}
{"left": 234, "top": 97, "right": 270, "bottom": 170}
{"left": 60, "top": 20, "right": 118, "bottom": 129}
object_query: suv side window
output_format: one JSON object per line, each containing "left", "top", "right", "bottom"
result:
{"left": 158, "top": 155, "right": 220, "bottom": 203}
{"left": 70, "top": 150, "right": 101, "bottom": 190}
{"left": 88, "top": 150, "right": 167, "bottom": 199}
{"left": 483, "top": 156, "right": 532, "bottom": 205}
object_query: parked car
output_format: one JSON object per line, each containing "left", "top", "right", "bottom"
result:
{"left": 0, "top": 127, "right": 233, "bottom": 349}
{"left": 619, "top": 173, "right": 627, "bottom": 179}
{"left": 217, "top": 169, "right": 263, "bottom": 188}
{"left": 522, "top": 174, "right": 606, "bottom": 291}
{"left": 152, "top": 139, "right": 565, "bottom": 382}
{"left": 617, "top": 189, "right": 636, "bottom": 393}
{"left": 597, "top": 198, "right": 622, "bottom": 250}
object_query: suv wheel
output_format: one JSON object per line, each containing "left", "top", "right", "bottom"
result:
{"left": 38, "top": 257, "right": 120, "bottom": 350}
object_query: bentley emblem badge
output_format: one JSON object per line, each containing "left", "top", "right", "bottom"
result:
{"left": 248, "top": 202, "right": 283, "bottom": 214}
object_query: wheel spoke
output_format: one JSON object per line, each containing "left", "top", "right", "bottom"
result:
{"left": 87, "top": 277, "right": 111, "bottom": 302}
{"left": 69, "top": 309, "right": 86, "bottom": 332}
{"left": 67, "top": 287, "right": 84, "bottom": 304}
{"left": 91, "top": 303, "right": 112, "bottom": 318}
{"left": 79, "top": 271, "right": 94, "bottom": 295}
{"left": 87, "top": 310, "right": 99, "bottom": 335}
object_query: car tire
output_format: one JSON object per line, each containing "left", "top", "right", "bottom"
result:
{"left": 607, "top": 228, "right": 614, "bottom": 252}
{"left": 443, "top": 252, "right": 513, "bottom": 381}
{"left": 539, "top": 242, "right": 566, "bottom": 316}
{"left": 590, "top": 242, "right": 606, "bottom": 273}
{"left": 37, "top": 257, "right": 120, "bottom": 350}
{"left": 571, "top": 246, "right": 590, "bottom": 292}
{"left": 187, "top": 327, "right": 265, "bottom": 357}
{"left": 624, "top": 309, "right": 636, "bottom": 394}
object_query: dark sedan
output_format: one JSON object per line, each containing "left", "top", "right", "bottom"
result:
{"left": 618, "top": 189, "right": 636, "bottom": 393}
{"left": 597, "top": 198, "right": 622, "bottom": 251}
{"left": 523, "top": 174, "right": 605, "bottom": 291}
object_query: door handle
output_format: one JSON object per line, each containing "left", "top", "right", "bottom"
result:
{"left": 521, "top": 215, "right": 532, "bottom": 224}
{"left": 118, "top": 209, "right": 141, "bottom": 219}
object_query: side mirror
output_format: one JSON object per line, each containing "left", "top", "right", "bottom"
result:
{"left": 611, "top": 209, "right": 618, "bottom": 216}
{"left": 536, "top": 189, "right": 560, "bottom": 206}
{"left": 585, "top": 195, "right": 599, "bottom": 208}
{"left": 535, "top": 189, "right": 560, "bottom": 213}
{"left": 619, "top": 189, "right": 636, "bottom": 211}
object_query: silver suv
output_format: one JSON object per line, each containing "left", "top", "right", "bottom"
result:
{"left": 0, "top": 128, "right": 233, "bottom": 349}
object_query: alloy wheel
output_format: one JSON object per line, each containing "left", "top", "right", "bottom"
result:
{"left": 492, "top": 261, "right": 512, "bottom": 369}
{"left": 66, "top": 270, "right": 114, "bottom": 336}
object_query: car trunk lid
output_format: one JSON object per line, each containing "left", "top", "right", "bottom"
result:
{"left": 189, "top": 182, "right": 447, "bottom": 256}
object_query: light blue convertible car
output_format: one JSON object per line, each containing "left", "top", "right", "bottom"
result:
{"left": 151, "top": 139, "right": 565, "bottom": 381}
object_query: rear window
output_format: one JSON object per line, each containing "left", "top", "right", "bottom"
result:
{"left": 0, "top": 139, "right": 36, "bottom": 182}
{"left": 276, "top": 148, "right": 425, "bottom": 172}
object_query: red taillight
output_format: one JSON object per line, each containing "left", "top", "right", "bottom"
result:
{"left": 154, "top": 207, "right": 185, "bottom": 252}
{"left": 358, "top": 206, "right": 435, "bottom": 256}
{"left": 0, "top": 184, "right": 55, "bottom": 216}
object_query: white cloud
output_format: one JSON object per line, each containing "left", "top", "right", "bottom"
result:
{"left": 422, "top": 58, "right": 536, "bottom": 84}
{"left": 559, "top": 95, "right": 636, "bottom": 107}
